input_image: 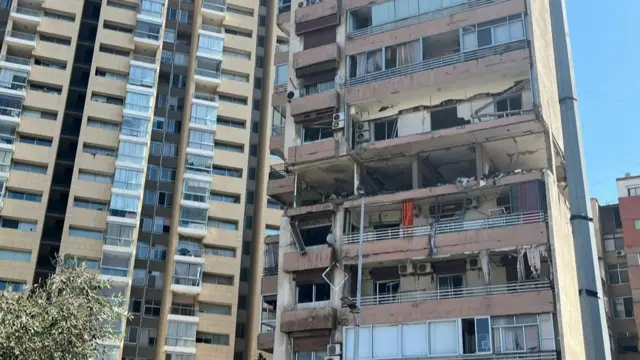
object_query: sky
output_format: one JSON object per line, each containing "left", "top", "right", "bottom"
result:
{"left": 565, "top": 0, "right": 640, "bottom": 204}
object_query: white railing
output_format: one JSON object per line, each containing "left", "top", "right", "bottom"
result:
{"left": 7, "top": 30, "right": 36, "bottom": 42}
{"left": 343, "top": 211, "right": 546, "bottom": 244}
{"left": 0, "top": 106, "right": 21, "bottom": 119}
{"left": 13, "top": 6, "right": 42, "bottom": 18}
{"left": 100, "top": 266, "right": 129, "bottom": 277}
{"left": 195, "top": 68, "right": 221, "bottom": 80}
{"left": 273, "top": 83, "right": 287, "bottom": 92}
{"left": 260, "top": 320, "right": 276, "bottom": 333}
{"left": 200, "top": 24, "right": 224, "bottom": 34}
{"left": 0, "top": 133, "right": 14, "bottom": 145}
{"left": 131, "top": 54, "right": 156, "bottom": 64}
{"left": 373, "top": 352, "right": 557, "bottom": 360}
{"left": 349, "top": 0, "right": 504, "bottom": 39}
{"left": 202, "top": 0, "right": 227, "bottom": 13}
{"left": 0, "top": 55, "right": 31, "bottom": 66}
{"left": 360, "top": 279, "right": 551, "bottom": 306}
{"left": 193, "top": 92, "right": 218, "bottom": 103}
{"left": 347, "top": 40, "right": 527, "bottom": 87}
{"left": 103, "top": 236, "right": 133, "bottom": 248}
{"left": 275, "top": 44, "right": 289, "bottom": 53}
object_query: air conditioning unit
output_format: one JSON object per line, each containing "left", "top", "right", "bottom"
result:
{"left": 398, "top": 263, "right": 414, "bottom": 275}
{"left": 355, "top": 131, "right": 370, "bottom": 143}
{"left": 327, "top": 344, "right": 342, "bottom": 356}
{"left": 286, "top": 90, "right": 298, "bottom": 101}
{"left": 464, "top": 197, "right": 479, "bottom": 209}
{"left": 467, "top": 257, "right": 480, "bottom": 270}
{"left": 333, "top": 112, "right": 345, "bottom": 122}
{"left": 297, "top": 1, "right": 304, "bottom": 7}
{"left": 616, "top": 250, "right": 626, "bottom": 257}
{"left": 416, "top": 262, "right": 432, "bottom": 275}
{"left": 332, "top": 113, "right": 345, "bottom": 130}
{"left": 325, "top": 357, "right": 340, "bottom": 360}
{"left": 355, "top": 121, "right": 370, "bottom": 132}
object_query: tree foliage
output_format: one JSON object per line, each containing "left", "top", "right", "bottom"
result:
{"left": 0, "top": 266, "right": 127, "bottom": 360}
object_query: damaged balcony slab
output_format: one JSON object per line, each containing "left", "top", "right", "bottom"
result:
{"left": 270, "top": 133, "right": 285, "bottom": 158}
{"left": 295, "top": 0, "right": 339, "bottom": 34}
{"left": 291, "top": 89, "right": 340, "bottom": 121}
{"left": 283, "top": 246, "right": 333, "bottom": 272}
{"left": 262, "top": 274, "right": 278, "bottom": 294}
{"left": 293, "top": 43, "right": 340, "bottom": 77}
{"left": 355, "top": 290, "right": 554, "bottom": 325}
{"left": 287, "top": 137, "right": 350, "bottom": 167}
{"left": 257, "top": 332, "right": 274, "bottom": 352}
{"left": 285, "top": 201, "right": 336, "bottom": 218}
{"left": 280, "top": 307, "right": 337, "bottom": 333}
{"left": 268, "top": 165, "right": 295, "bottom": 204}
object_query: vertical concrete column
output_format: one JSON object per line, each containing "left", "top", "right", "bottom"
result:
{"left": 273, "top": 215, "right": 296, "bottom": 360}
{"left": 475, "top": 144, "right": 490, "bottom": 180}
{"left": 412, "top": 155, "right": 423, "bottom": 189}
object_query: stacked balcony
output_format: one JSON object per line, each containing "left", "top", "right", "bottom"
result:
{"left": 7, "top": 1, "right": 41, "bottom": 49}
{"left": 165, "top": 302, "right": 199, "bottom": 356}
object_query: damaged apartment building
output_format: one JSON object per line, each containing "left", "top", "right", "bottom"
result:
{"left": 259, "top": 0, "right": 586, "bottom": 359}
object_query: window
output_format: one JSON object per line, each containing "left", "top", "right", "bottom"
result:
{"left": 74, "top": 198, "right": 108, "bottom": 211}
{"left": 173, "top": 262, "right": 202, "bottom": 286}
{"left": 154, "top": 216, "right": 170, "bottom": 233}
{"left": 223, "top": 48, "right": 251, "bottom": 60}
{"left": 136, "top": 242, "right": 149, "bottom": 259}
{"left": 214, "top": 142, "right": 244, "bottom": 153}
{"left": 166, "top": 321, "right": 197, "bottom": 348}
{"left": 22, "top": 108, "right": 57, "bottom": 120}
{"left": 0, "top": 280, "right": 25, "bottom": 292}
{"left": 274, "top": 64, "right": 288, "bottom": 85}
{"left": 265, "top": 226, "right": 280, "bottom": 236}
{"left": 143, "top": 299, "right": 162, "bottom": 317}
{"left": 191, "top": 103, "right": 218, "bottom": 127}
{"left": 267, "top": 199, "right": 283, "bottom": 210}
{"left": 210, "top": 192, "right": 240, "bottom": 204}
{"left": 39, "top": 34, "right": 71, "bottom": 46}
{"left": 245, "top": 215, "right": 253, "bottom": 230}
{"left": 141, "top": 217, "right": 153, "bottom": 232}
{"left": 147, "top": 165, "right": 159, "bottom": 181}
{"left": 302, "top": 121, "right": 333, "bottom": 143}
{"left": 129, "top": 298, "right": 142, "bottom": 314}
{"left": 160, "top": 167, "right": 177, "bottom": 182}
{"left": 151, "top": 244, "right": 168, "bottom": 261}
{"left": 125, "top": 326, "right": 138, "bottom": 344}
{"left": 212, "top": 166, "right": 242, "bottom": 178}
{"left": 635, "top": 220, "right": 640, "bottom": 230}
{"left": 217, "top": 117, "right": 245, "bottom": 129}
{"left": 225, "top": 27, "right": 252, "bottom": 38}
{"left": 109, "top": 194, "right": 139, "bottom": 218}
{"left": 133, "top": 269, "right": 146, "bottom": 286}
{"left": 18, "top": 136, "right": 52, "bottom": 147}
{"left": 78, "top": 171, "right": 112, "bottom": 184}
{"left": 227, "top": 5, "right": 253, "bottom": 16}
{"left": 125, "top": 91, "right": 152, "bottom": 114}
{"left": 199, "top": 302, "right": 232, "bottom": 315}
{"left": 87, "top": 118, "right": 120, "bottom": 131}
{"left": 34, "top": 57, "right": 66, "bottom": 69}
{"left": 202, "top": 273, "right": 233, "bottom": 285}
{"left": 252, "top": 99, "right": 261, "bottom": 111}
{"left": 608, "top": 264, "right": 629, "bottom": 285}
{"left": 91, "top": 93, "right": 123, "bottom": 105}
{"left": 461, "top": 14, "right": 525, "bottom": 51}
{"left": 105, "top": 223, "right": 134, "bottom": 247}
{"left": 196, "top": 332, "right": 229, "bottom": 345}
{"left": 104, "top": 22, "right": 134, "bottom": 33}
{"left": 95, "top": 69, "right": 127, "bottom": 81}
{"left": 69, "top": 227, "right": 103, "bottom": 241}
{"left": 208, "top": 218, "right": 239, "bottom": 230}
{"left": 0, "top": 248, "right": 31, "bottom": 262}
{"left": 11, "top": 162, "right": 47, "bottom": 174}
{"left": 294, "top": 351, "right": 326, "bottom": 360}
{"left": 100, "top": 45, "right": 130, "bottom": 57}
{"left": 218, "top": 95, "right": 248, "bottom": 105}
{"left": 188, "top": 129, "right": 215, "bottom": 151}
{"left": 203, "top": 245, "right": 236, "bottom": 258}
{"left": 5, "top": 190, "right": 42, "bottom": 202}
{"left": 235, "top": 323, "right": 245, "bottom": 337}
{"left": 296, "top": 283, "right": 330, "bottom": 304}
{"left": 63, "top": 256, "right": 99, "bottom": 270}
{"left": 374, "top": 118, "right": 398, "bottom": 141}
{"left": 83, "top": 144, "right": 116, "bottom": 157}
{"left": 198, "top": 34, "right": 224, "bottom": 56}
{"left": 164, "top": 29, "right": 176, "bottom": 43}
{"left": 492, "top": 314, "right": 554, "bottom": 353}
{"left": 157, "top": 191, "right": 173, "bottom": 207}
{"left": 604, "top": 234, "right": 625, "bottom": 252}
{"left": 139, "top": 328, "right": 157, "bottom": 347}
{"left": 0, "top": 218, "right": 37, "bottom": 232}
{"left": 246, "top": 191, "right": 254, "bottom": 205}
{"left": 251, "top": 121, "right": 259, "bottom": 134}
{"left": 122, "top": 115, "right": 149, "bottom": 137}
{"left": 220, "top": 71, "right": 249, "bottom": 82}
{"left": 135, "top": 21, "right": 161, "bottom": 41}
{"left": 113, "top": 168, "right": 143, "bottom": 191}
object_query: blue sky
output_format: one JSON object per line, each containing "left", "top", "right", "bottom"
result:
{"left": 566, "top": 0, "right": 640, "bottom": 204}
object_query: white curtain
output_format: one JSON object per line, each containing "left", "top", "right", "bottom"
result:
{"left": 428, "top": 321, "right": 458, "bottom": 355}
{"left": 509, "top": 19, "right": 524, "bottom": 39}
{"left": 397, "top": 40, "right": 421, "bottom": 66}
{"left": 373, "top": 326, "right": 399, "bottom": 357}
{"left": 354, "top": 53, "right": 367, "bottom": 77}
{"left": 494, "top": 23, "right": 509, "bottom": 44}
{"left": 366, "top": 50, "right": 383, "bottom": 73}
{"left": 401, "top": 324, "right": 428, "bottom": 356}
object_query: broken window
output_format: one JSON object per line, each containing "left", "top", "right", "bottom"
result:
{"left": 299, "top": 224, "right": 331, "bottom": 248}
{"left": 373, "top": 118, "right": 398, "bottom": 141}
{"left": 349, "top": 49, "right": 382, "bottom": 78}
{"left": 430, "top": 106, "right": 469, "bottom": 131}
{"left": 375, "top": 280, "right": 399, "bottom": 304}
{"left": 302, "top": 121, "right": 333, "bottom": 143}
{"left": 429, "top": 200, "right": 464, "bottom": 221}
{"left": 296, "top": 282, "right": 331, "bottom": 304}
{"left": 437, "top": 274, "right": 464, "bottom": 295}
{"left": 461, "top": 317, "right": 491, "bottom": 354}
{"left": 496, "top": 94, "right": 523, "bottom": 117}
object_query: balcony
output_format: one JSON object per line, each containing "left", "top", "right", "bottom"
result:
{"left": 175, "top": 243, "right": 205, "bottom": 265}
{"left": 99, "top": 252, "right": 131, "bottom": 285}
{"left": 11, "top": 6, "right": 42, "bottom": 23}
{"left": 165, "top": 316, "right": 198, "bottom": 355}
{"left": 138, "top": 0, "right": 164, "bottom": 22}
{"left": 6, "top": 30, "right": 37, "bottom": 48}
{"left": 0, "top": 132, "right": 15, "bottom": 151}
{"left": 171, "top": 264, "right": 203, "bottom": 295}
{"left": 270, "top": 125, "right": 285, "bottom": 158}
{"left": 295, "top": 0, "right": 339, "bottom": 35}
{"left": 0, "top": 55, "right": 31, "bottom": 70}
{"left": 194, "top": 57, "right": 222, "bottom": 88}
{"left": 131, "top": 54, "right": 157, "bottom": 66}
{"left": 280, "top": 307, "right": 336, "bottom": 333}
{"left": 267, "top": 164, "right": 294, "bottom": 204}
{"left": 202, "top": 0, "right": 227, "bottom": 22}
{"left": 290, "top": 88, "right": 339, "bottom": 121}
{"left": 283, "top": 245, "right": 333, "bottom": 273}
{"left": 293, "top": 43, "right": 340, "bottom": 78}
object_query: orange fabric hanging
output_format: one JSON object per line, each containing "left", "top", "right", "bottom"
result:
{"left": 402, "top": 200, "right": 414, "bottom": 226}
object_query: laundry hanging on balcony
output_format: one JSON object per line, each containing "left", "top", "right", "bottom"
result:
{"left": 401, "top": 200, "right": 414, "bottom": 227}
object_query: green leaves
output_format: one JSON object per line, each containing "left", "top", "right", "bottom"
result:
{"left": 0, "top": 266, "right": 128, "bottom": 360}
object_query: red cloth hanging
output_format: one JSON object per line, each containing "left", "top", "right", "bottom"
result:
{"left": 402, "top": 200, "right": 414, "bottom": 226}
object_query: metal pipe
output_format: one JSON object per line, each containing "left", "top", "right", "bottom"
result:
{"left": 353, "top": 196, "right": 365, "bottom": 360}
{"left": 549, "top": 0, "right": 611, "bottom": 358}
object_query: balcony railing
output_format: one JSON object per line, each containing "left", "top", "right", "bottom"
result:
{"left": 263, "top": 267, "right": 278, "bottom": 276}
{"left": 128, "top": 78, "right": 155, "bottom": 88}
{"left": 202, "top": 0, "right": 227, "bottom": 13}
{"left": 349, "top": 0, "right": 505, "bottom": 39}
{"left": 176, "top": 246, "right": 203, "bottom": 258}
{"left": 103, "top": 236, "right": 133, "bottom": 248}
{"left": 0, "top": 133, "right": 15, "bottom": 146}
{"left": 367, "top": 353, "right": 558, "bottom": 360}
{"left": 100, "top": 266, "right": 129, "bottom": 277}
{"left": 0, "top": 106, "right": 21, "bottom": 119}
{"left": 193, "top": 92, "right": 218, "bottom": 103}
{"left": 346, "top": 40, "right": 528, "bottom": 87}
{"left": 131, "top": 54, "right": 156, "bottom": 64}
{"left": 172, "top": 276, "right": 201, "bottom": 287}
{"left": 170, "top": 304, "right": 197, "bottom": 316}
{"left": 273, "top": 83, "right": 287, "bottom": 93}
{"left": 134, "top": 30, "right": 160, "bottom": 42}
{"left": 7, "top": 30, "right": 36, "bottom": 42}
{"left": 190, "top": 116, "right": 216, "bottom": 128}
{"left": 124, "top": 103, "right": 152, "bottom": 114}
{"left": 260, "top": 320, "right": 276, "bottom": 333}
{"left": 360, "top": 279, "right": 551, "bottom": 307}
{"left": 13, "top": 7, "right": 42, "bottom": 18}
{"left": 275, "top": 44, "right": 289, "bottom": 53}
{"left": 278, "top": 1, "right": 291, "bottom": 14}
{"left": 195, "top": 68, "right": 221, "bottom": 80}
{"left": 343, "top": 211, "right": 546, "bottom": 244}
{"left": 271, "top": 125, "right": 285, "bottom": 136}
{"left": 268, "top": 164, "right": 292, "bottom": 180}
{"left": 200, "top": 24, "right": 224, "bottom": 35}
{"left": 0, "top": 55, "right": 31, "bottom": 66}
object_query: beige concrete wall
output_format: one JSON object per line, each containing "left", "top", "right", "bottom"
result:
{"left": 544, "top": 170, "right": 585, "bottom": 359}
{"left": 528, "top": 0, "right": 564, "bottom": 150}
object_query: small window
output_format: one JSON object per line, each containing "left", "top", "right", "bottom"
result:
{"left": 635, "top": 220, "right": 640, "bottom": 230}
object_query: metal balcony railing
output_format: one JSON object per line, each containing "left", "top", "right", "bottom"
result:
{"left": 103, "top": 236, "right": 133, "bottom": 248}
{"left": 0, "top": 133, "right": 15, "bottom": 145}
{"left": 0, "top": 106, "right": 21, "bottom": 119}
{"left": 348, "top": 0, "right": 505, "bottom": 39}
{"left": 346, "top": 40, "right": 528, "bottom": 87}
{"left": 273, "top": 83, "right": 287, "bottom": 93}
{"left": 360, "top": 279, "right": 551, "bottom": 306}
{"left": 202, "top": 0, "right": 227, "bottom": 13}
{"left": 13, "top": 7, "right": 42, "bottom": 18}
{"left": 175, "top": 246, "right": 203, "bottom": 258}
{"left": 260, "top": 320, "right": 276, "bottom": 333}
{"left": 195, "top": 68, "right": 221, "bottom": 80}
{"left": 0, "top": 55, "right": 30, "bottom": 66}
{"left": 124, "top": 103, "right": 152, "bottom": 114}
{"left": 127, "top": 77, "right": 155, "bottom": 88}
{"left": 271, "top": 125, "right": 285, "bottom": 136}
{"left": 268, "top": 164, "right": 292, "bottom": 180}
{"left": 343, "top": 211, "right": 547, "bottom": 244}
{"left": 371, "top": 352, "right": 558, "bottom": 360}
{"left": 172, "top": 276, "right": 202, "bottom": 287}
{"left": 275, "top": 44, "right": 289, "bottom": 53}
{"left": 7, "top": 30, "right": 36, "bottom": 42}
{"left": 278, "top": 1, "right": 290, "bottom": 14}
{"left": 193, "top": 92, "right": 218, "bottom": 103}
{"left": 100, "top": 266, "right": 129, "bottom": 277}
{"left": 134, "top": 30, "right": 160, "bottom": 42}
{"left": 263, "top": 267, "right": 278, "bottom": 276}
{"left": 131, "top": 54, "right": 156, "bottom": 64}
{"left": 200, "top": 24, "right": 224, "bottom": 34}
